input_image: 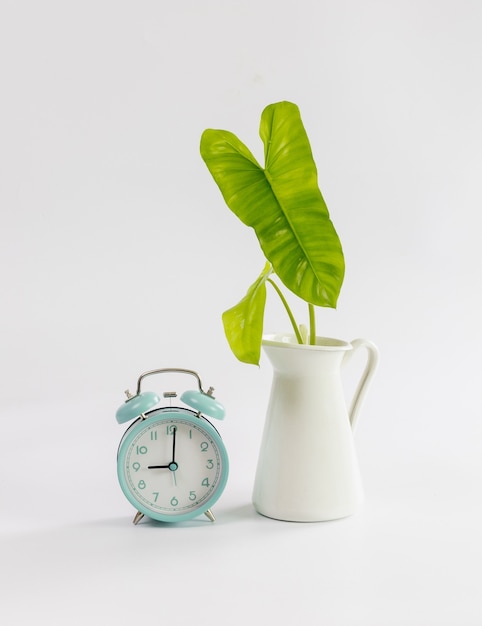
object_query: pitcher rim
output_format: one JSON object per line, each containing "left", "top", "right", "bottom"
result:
{"left": 262, "top": 333, "right": 352, "bottom": 351}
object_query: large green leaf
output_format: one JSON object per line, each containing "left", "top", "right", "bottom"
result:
{"left": 200, "top": 101, "right": 344, "bottom": 307}
{"left": 221, "top": 263, "right": 272, "bottom": 365}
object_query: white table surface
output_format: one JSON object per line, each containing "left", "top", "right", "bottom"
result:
{"left": 1, "top": 394, "right": 480, "bottom": 626}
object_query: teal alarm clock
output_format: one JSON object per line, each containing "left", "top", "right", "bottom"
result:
{"left": 115, "top": 368, "right": 229, "bottom": 525}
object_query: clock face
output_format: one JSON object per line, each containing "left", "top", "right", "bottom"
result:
{"left": 117, "top": 409, "right": 228, "bottom": 522}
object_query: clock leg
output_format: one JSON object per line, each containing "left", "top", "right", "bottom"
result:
{"left": 204, "top": 509, "right": 215, "bottom": 522}
{"left": 133, "top": 511, "right": 145, "bottom": 525}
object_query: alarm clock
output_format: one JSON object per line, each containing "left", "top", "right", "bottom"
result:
{"left": 115, "top": 368, "right": 229, "bottom": 525}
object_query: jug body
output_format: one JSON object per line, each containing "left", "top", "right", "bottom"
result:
{"left": 252, "top": 334, "right": 378, "bottom": 522}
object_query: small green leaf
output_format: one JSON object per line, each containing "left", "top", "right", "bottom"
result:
{"left": 222, "top": 263, "right": 272, "bottom": 365}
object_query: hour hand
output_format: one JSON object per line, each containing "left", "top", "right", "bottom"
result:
{"left": 148, "top": 461, "right": 178, "bottom": 471}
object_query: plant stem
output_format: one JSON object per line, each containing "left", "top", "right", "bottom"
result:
{"left": 308, "top": 303, "right": 316, "bottom": 345}
{"left": 267, "top": 279, "right": 303, "bottom": 344}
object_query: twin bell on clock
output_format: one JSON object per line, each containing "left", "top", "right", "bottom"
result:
{"left": 115, "top": 368, "right": 229, "bottom": 525}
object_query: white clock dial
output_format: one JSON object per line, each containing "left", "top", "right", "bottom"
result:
{"left": 118, "top": 410, "right": 228, "bottom": 520}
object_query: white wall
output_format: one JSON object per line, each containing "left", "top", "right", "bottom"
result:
{"left": 1, "top": 0, "right": 481, "bottom": 525}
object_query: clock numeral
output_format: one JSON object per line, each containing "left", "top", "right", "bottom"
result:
{"left": 166, "top": 425, "right": 177, "bottom": 435}
{"left": 170, "top": 496, "right": 179, "bottom": 507}
{"left": 200, "top": 442, "right": 209, "bottom": 452}
{"left": 136, "top": 445, "right": 148, "bottom": 455}
{"left": 202, "top": 477, "right": 210, "bottom": 488}
{"left": 150, "top": 431, "right": 158, "bottom": 441}
{"left": 152, "top": 492, "right": 159, "bottom": 502}
{"left": 206, "top": 459, "right": 214, "bottom": 469}
{"left": 138, "top": 480, "right": 146, "bottom": 490}
{"left": 132, "top": 462, "right": 141, "bottom": 472}
{"left": 189, "top": 491, "right": 196, "bottom": 501}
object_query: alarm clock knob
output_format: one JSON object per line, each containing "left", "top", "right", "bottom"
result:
{"left": 180, "top": 389, "right": 225, "bottom": 420}
{"left": 115, "top": 391, "right": 160, "bottom": 424}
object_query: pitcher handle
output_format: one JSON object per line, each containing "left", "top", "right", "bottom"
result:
{"left": 346, "top": 338, "right": 379, "bottom": 432}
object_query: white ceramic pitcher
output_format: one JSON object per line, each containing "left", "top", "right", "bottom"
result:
{"left": 252, "top": 334, "right": 379, "bottom": 522}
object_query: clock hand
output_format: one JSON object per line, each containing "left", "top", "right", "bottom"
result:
{"left": 171, "top": 426, "right": 177, "bottom": 463}
{"left": 148, "top": 462, "right": 179, "bottom": 470}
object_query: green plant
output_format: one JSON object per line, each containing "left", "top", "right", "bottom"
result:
{"left": 200, "top": 101, "right": 344, "bottom": 365}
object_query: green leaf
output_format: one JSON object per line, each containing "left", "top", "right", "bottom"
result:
{"left": 222, "top": 263, "right": 272, "bottom": 365}
{"left": 201, "top": 101, "right": 344, "bottom": 308}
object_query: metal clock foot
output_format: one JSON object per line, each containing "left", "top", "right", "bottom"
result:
{"left": 133, "top": 511, "right": 144, "bottom": 525}
{"left": 204, "top": 509, "right": 215, "bottom": 522}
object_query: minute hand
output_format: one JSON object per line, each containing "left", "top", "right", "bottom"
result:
{"left": 171, "top": 426, "right": 177, "bottom": 463}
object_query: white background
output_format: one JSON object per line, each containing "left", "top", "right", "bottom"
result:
{"left": 1, "top": 1, "right": 481, "bottom": 624}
